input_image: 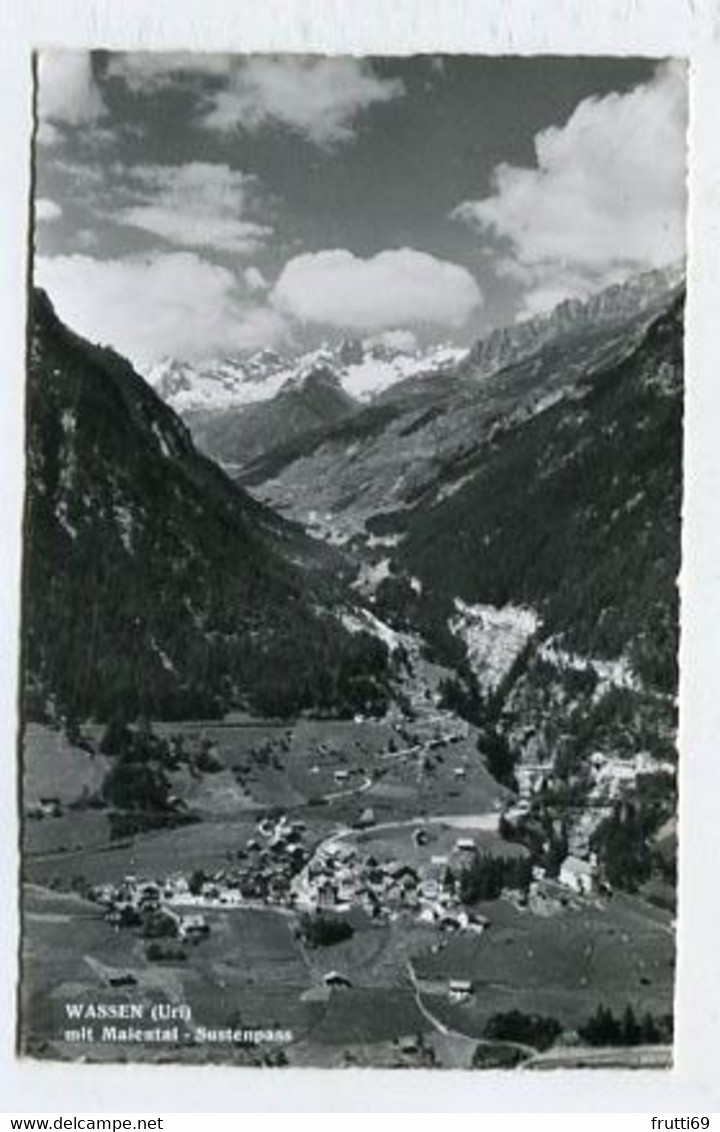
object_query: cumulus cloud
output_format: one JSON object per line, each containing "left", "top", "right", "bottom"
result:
{"left": 35, "top": 198, "right": 62, "bottom": 222}
{"left": 202, "top": 57, "right": 404, "bottom": 146}
{"left": 35, "top": 252, "right": 288, "bottom": 365}
{"left": 114, "top": 162, "right": 272, "bottom": 255}
{"left": 37, "top": 51, "right": 107, "bottom": 144}
{"left": 105, "top": 52, "right": 232, "bottom": 93}
{"left": 271, "top": 248, "right": 481, "bottom": 331}
{"left": 454, "top": 61, "right": 687, "bottom": 313}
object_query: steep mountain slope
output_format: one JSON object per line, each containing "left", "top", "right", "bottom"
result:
{"left": 461, "top": 263, "right": 683, "bottom": 381}
{"left": 186, "top": 365, "right": 359, "bottom": 471}
{"left": 22, "top": 290, "right": 392, "bottom": 723}
{"left": 393, "top": 290, "right": 684, "bottom": 689}
{"left": 242, "top": 271, "right": 684, "bottom": 551}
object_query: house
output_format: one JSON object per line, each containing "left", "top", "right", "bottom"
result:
{"left": 454, "top": 838, "right": 476, "bottom": 854}
{"left": 467, "top": 912, "right": 488, "bottom": 935}
{"left": 448, "top": 978, "right": 473, "bottom": 1003}
{"left": 559, "top": 854, "right": 597, "bottom": 895}
{"left": 396, "top": 1034, "right": 420, "bottom": 1055}
{"left": 36, "top": 796, "right": 62, "bottom": 818}
{"left": 323, "top": 970, "right": 352, "bottom": 989}
{"left": 181, "top": 914, "right": 210, "bottom": 939}
{"left": 317, "top": 880, "right": 337, "bottom": 907}
{"left": 355, "top": 807, "right": 375, "bottom": 829}
{"left": 108, "top": 972, "right": 137, "bottom": 988}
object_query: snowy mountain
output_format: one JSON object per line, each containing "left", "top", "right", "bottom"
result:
{"left": 143, "top": 337, "right": 468, "bottom": 471}
{"left": 144, "top": 337, "right": 469, "bottom": 416}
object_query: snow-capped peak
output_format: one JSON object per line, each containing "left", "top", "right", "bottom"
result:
{"left": 144, "top": 337, "right": 469, "bottom": 416}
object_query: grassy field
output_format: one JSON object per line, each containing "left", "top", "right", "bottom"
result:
{"left": 303, "top": 986, "right": 432, "bottom": 1046}
{"left": 23, "top": 817, "right": 264, "bottom": 887}
{"left": 411, "top": 892, "right": 674, "bottom": 1032}
{"left": 21, "top": 885, "right": 317, "bottom": 1056}
{"left": 19, "top": 721, "right": 675, "bottom": 1065}
{"left": 21, "top": 718, "right": 504, "bottom": 891}
{"left": 350, "top": 821, "right": 526, "bottom": 869}
{"left": 22, "top": 723, "right": 111, "bottom": 804}
{"left": 21, "top": 885, "right": 438, "bottom": 1062}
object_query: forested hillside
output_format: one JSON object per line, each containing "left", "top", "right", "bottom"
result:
{"left": 393, "top": 291, "right": 684, "bottom": 691}
{"left": 22, "top": 290, "right": 392, "bottom": 723}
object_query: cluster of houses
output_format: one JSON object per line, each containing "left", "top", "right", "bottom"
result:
{"left": 89, "top": 812, "right": 313, "bottom": 932}
{"left": 291, "top": 831, "right": 489, "bottom": 933}
{"left": 513, "top": 741, "right": 674, "bottom": 813}
{"left": 91, "top": 876, "right": 211, "bottom": 942}
{"left": 507, "top": 741, "right": 676, "bottom": 897}
{"left": 587, "top": 750, "right": 675, "bottom": 804}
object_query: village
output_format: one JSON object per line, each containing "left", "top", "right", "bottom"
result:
{"left": 88, "top": 809, "right": 497, "bottom": 936}
{"left": 83, "top": 794, "right": 610, "bottom": 973}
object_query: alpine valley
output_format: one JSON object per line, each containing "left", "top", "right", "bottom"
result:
{"left": 21, "top": 266, "right": 682, "bottom": 1069}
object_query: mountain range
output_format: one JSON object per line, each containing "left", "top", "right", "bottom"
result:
{"left": 22, "top": 264, "right": 684, "bottom": 812}
{"left": 144, "top": 338, "right": 468, "bottom": 471}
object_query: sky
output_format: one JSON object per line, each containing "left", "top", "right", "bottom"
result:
{"left": 33, "top": 52, "right": 687, "bottom": 368}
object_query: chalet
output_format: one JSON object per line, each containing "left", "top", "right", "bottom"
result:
{"left": 448, "top": 978, "right": 473, "bottom": 1003}
{"left": 33, "top": 796, "right": 62, "bottom": 818}
{"left": 467, "top": 912, "right": 488, "bottom": 935}
{"left": 559, "top": 855, "right": 597, "bottom": 895}
{"left": 181, "top": 914, "right": 209, "bottom": 939}
{"left": 355, "top": 807, "right": 375, "bottom": 829}
{"left": 107, "top": 972, "right": 138, "bottom": 988}
{"left": 396, "top": 1034, "right": 420, "bottom": 1055}
{"left": 323, "top": 971, "right": 352, "bottom": 989}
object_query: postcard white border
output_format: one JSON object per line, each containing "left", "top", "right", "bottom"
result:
{"left": 2, "top": 0, "right": 720, "bottom": 1113}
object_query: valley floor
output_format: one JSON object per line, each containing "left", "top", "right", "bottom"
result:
{"left": 19, "top": 713, "right": 674, "bottom": 1069}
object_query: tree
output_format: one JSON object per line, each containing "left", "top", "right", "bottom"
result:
{"left": 480, "top": 729, "right": 518, "bottom": 791}
{"left": 188, "top": 869, "right": 206, "bottom": 896}
{"left": 483, "top": 1010, "right": 561, "bottom": 1051}
{"left": 578, "top": 1005, "right": 621, "bottom": 1046}
{"left": 142, "top": 910, "right": 179, "bottom": 939}
{"left": 459, "top": 853, "right": 531, "bottom": 904}
{"left": 577, "top": 1004, "right": 667, "bottom": 1048}
{"left": 99, "top": 717, "right": 132, "bottom": 757}
{"left": 591, "top": 802, "right": 652, "bottom": 891}
{"left": 296, "top": 912, "right": 353, "bottom": 947}
{"left": 621, "top": 1004, "right": 642, "bottom": 1046}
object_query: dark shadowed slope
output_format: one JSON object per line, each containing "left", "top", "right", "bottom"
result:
{"left": 187, "top": 365, "right": 359, "bottom": 470}
{"left": 22, "top": 290, "right": 392, "bottom": 723}
{"left": 393, "top": 290, "right": 684, "bottom": 690}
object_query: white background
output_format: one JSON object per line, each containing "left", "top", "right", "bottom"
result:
{"left": 1, "top": 0, "right": 720, "bottom": 1113}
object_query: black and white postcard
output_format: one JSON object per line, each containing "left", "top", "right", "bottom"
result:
{"left": 19, "top": 48, "right": 686, "bottom": 1072}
